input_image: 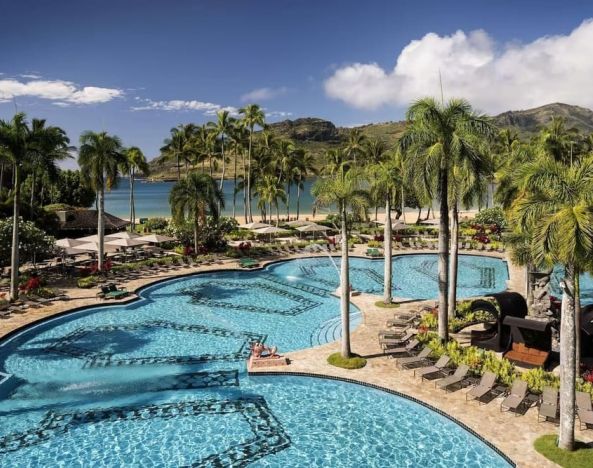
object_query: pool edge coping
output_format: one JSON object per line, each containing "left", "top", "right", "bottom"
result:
{"left": 249, "top": 369, "right": 516, "bottom": 467}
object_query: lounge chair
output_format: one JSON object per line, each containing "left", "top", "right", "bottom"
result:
{"left": 99, "top": 284, "right": 128, "bottom": 300}
{"left": 239, "top": 258, "right": 260, "bottom": 269}
{"left": 385, "top": 312, "right": 418, "bottom": 328}
{"left": 385, "top": 339, "right": 420, "bottom": 357}
{"left": 380, "top": 331, "right": 416, "bottom": 350}
{"left": 414, "top": 355, "right": 451, "bottom": 379}
{"left": 576, "top": 391, "right": 593, "bottom": 430}
{"left": 397, "top": 347, "right": 432, "bottom": 368}
{"left": 378, "top": 326, "right": 412, "bottom": 339}
{"left": 500, "top": 379, "right": 529, "bottom": 413}
{"left": 466, "top": 372, "right": 497, "bottom": 403}
{"left": 435, "top": 364, "right": 470, "bottom": 391}
{"left": 538, "top": 387, "right": 559, "bottom": 423}
{"left": 366, "top": 247, "right": 382, "bottom": 258}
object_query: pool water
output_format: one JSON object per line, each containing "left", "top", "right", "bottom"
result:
{"left": 0, "top": 256, "right": 511, "bottom": 467}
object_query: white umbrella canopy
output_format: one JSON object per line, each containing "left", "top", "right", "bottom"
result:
{"left": 296, "top": 223, "right": 330, "bottom": 232}
{"left": 239, "top": 222, "right": 271, "bottom": 230}
{"left": 55, "top": 238, "right": 86, "bottom": 248}
{"left": 74, "top": 242, "right": 120, "bottom": 253}
{"left": 60, "top": 246, "right": 91, "bottom": 256}
{"left": 137, "top": 234, "right": 176, "bottom": 244}
{"left": 105, "top": 231, "right": 141, "bottom": 240}
{"left": 253, "top": 226, "right": 288, "bottom": 235}
{"left": 105, "top": 238, "right": 149, "bottom": 248}
{"left": 285, "top": 220, "right": 315, "bottom": 227}
{"left": 76, "top": 234, "right": 101, "bottom": 242}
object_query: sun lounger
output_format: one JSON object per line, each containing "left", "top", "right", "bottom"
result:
{"left": 576, "top": 391, "right": 593, "bottom": 430}
{"left": 239, "top": 258, "right": 260, "bottom": 269}
{"left": 99, "top": 284, "right": 128, "bottom": 300}
{"left": 538, "top": 386, "right": 559, "bottom": 423}
{"left": 397, "top": 347, "right": 432, "bottom": 368}
{"left": 380, "top": 331, "right": 416, "bottom": 350}
{"left": 466, "top": 372, "right": 497, "bottom": 403}
{"left": 414, "top": 355, "right": 451, "bottom": 379}
{"left": 435, "top": 364, "right": 470, "bottom": 391}
{"left": 385, "top": 313, "right": 418, "bottom": 328}
{"left": 500, "top": 379, "right": 528, "bottom": 413}
{"left": 366, "top": 248, "right": 382, "bottom": 257}
{"left": 378, "top": 326, "right": 412, "bottom": 339}
{"left": 385, "top": 339, "right": 420, "bottom": 357}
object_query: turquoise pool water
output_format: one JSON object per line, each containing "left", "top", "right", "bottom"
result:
{"left": 0, "top": 256, "right": 511, "bottom": 467}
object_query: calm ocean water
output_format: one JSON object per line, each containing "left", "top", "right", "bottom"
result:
{"left": 104, "top": 177, "right": 320, "bottom": 219}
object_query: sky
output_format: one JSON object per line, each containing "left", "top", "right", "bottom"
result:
{"left": 1, "top": 0, "right": 593, "bottom": 166}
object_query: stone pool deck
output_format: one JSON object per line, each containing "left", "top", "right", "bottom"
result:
{"left": 1, "top": 247, "right": 577, "bottom": 467}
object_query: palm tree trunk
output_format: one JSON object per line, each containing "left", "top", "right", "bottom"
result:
{"left": 9, "top": 163, "right": 20, "bottom": 302}
{"left": 286, "top": 181, "right": 291, "bottom": 220}
{"left": 194, "top": 215, "right": 199, "bottom": 254}
{"left": 447, "top": 202, "right": 459, "bottom": 319}
{"left": 416, "top": 207, "right": 422, "bottom": 223}
{"left": 438, "top": 170, "right": 450, "bottom": 341}
{"left": 383, "top": 195, "right": 392, "bottom": 304}
{"left": 30, "top": 169, "right": 35, "bottom": 208}
{"left": 176, "top": 154, "right": 180, "bottom": 181}
{"left": 0, "top": 163, "right": 4, "bottom": 192}
{"left": 575, "top": 272, "right": 581, "bottom": 376}
{"left": 340, "top": 201, "right": 352, "bottom": 358}
{"left": 526, "top": 263, "right": 534, "bottom": 312}
{"left": 558, "top": 263, "right": 577, "bottom": 451}
{"left": 276, "top": 203, "right": 280, "bottom": 226}
{"left": 219, "top": 136, "right": 225, "bottom": 190}
{"left": 247, "top": 129, "right": 253, "bottom": 222}
{"left": 233, "top": 151, "right": 237, "bottom": 219}
{"left": 296, "top": 182, "right": 301, "bottom": 220}
{"left": 129, "top": 170, "right": 134, "bottom": 231}
{"left": 97, "top": 184, "right": 105, "bottom": 271}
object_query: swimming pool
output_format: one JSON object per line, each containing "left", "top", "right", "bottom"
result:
{"left": 0, "top": 255, "right": 511, "bottom": 467}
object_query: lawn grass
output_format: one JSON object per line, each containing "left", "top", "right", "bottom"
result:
{"left": 374, "top": 300, "right": 400, "bottom": 309}
{"left": 534, "top": 435, "right": 593, "bottom": 467}
{"left": 327, "top": 352, "right": 367, "bottom": 369}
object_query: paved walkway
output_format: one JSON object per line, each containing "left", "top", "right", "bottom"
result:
{"left": 1, "top": 247, "right": 580, "bottom": 467}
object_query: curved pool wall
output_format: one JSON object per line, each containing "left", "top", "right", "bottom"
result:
{"left": 0, "top": 255, "right": 512, "bottom": 467}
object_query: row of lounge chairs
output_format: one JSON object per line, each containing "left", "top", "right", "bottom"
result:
{"left": 393, "top": 241, "right": 505, "bottom": 253}
{"left": 390, "top": 342, "right": 593, "bottom": 426}
{"left": 0, "top": 294, "right": 69, "bottom": 319}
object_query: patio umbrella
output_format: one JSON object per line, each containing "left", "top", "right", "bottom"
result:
{"left": 253, "top": 226, "right": 288, "bottom": 242}
{"left": 296, "top": 223, "right": 330, "bottom": 240}
{"left": 239, "top": 222, "right": 271, "bottom": 230}
{"left": 60, "top": 246, "right": 91, "bottom": 256}
{"left": 105, "top": 238, "right": 149, "bottom": 247}
{"left": 105, "top": 231, "right": 141, "bottom": 240}
{"left": 285, "top": 220, "right": 315, "bottom": 227}
{"left": 76, "top": 234, "right": 101, "bottom": 242}
{"left": 296, "top": 223, "right": 330, "bottom": 232}
{"left": 74, "top": 242, "right": 120, "bottom": 253}
{"left": 137, "top": 234, "right": 176, "bottom": 244}
{"left": 55, "top": 238, "right": 86, "bottom": 248}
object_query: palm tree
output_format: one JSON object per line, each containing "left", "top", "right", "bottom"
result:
{"left": 169, "top": 172, "right": 224, "bottom": 253}
{"left": 294, "top": 149, "right": 316, "bottom": 219}
{"left": 345, "top": 128, "right": 367, "bottom": 164}
{"left": 0, "top": 114, "right": 32, "bottom": 300}
{"left": 121, "top": 147, "right": 149, "bottom": 231}
{"left": 229, "top": 122, "right": 246, "bottom": 218}
{"left": 511, "top": 156, "right": 593, "bottom": 451}
{"left": 256, "top": 175, "right": 286, "bottom": 226}
{"left": 208, "top": 110, "right": 235, "bottom": 194}
{"left": 239, "top": 104, "right": 265, "bottom": 222}
{"left": 78, "top": 131, "right": 124, "bottom": 271}
{"left": 313, "top": 166, "right": 368, "bottom": 358}
{"left": 274, "top": 139, "right": 296, "bottom": 219}
{"left": 160, "top": 124, "right": 196, "bottom": 181}
{"left": 367, "top": 149, "right": 402, "bottom": 304}
{"left": 401, "top": 98, "right": 494, "bottom": 340}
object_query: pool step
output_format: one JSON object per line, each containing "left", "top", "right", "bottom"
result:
{"left": 309, "top": 312, "right": 363, "bottom": 347}
{"left": 261, "top": 274, "right": 331, "bottom": 297}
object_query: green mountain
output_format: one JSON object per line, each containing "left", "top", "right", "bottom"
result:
{"left": 148, "top": 103, "right": 593, "bottom": 179}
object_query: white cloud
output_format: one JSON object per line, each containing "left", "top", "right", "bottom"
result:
{"left": 131, "top": 98, "right": 238, "bottom": 116}
{"left": 241, "top": 86, "right": 289, "bottom": 102}
{"left": 325, "top": 19, "right": 593, "bottom": 113}
{"left": 20, "top": 73, "right": 42, "bottom": 79}
{"left": 265, "top": 111, "right": 293, "bottom": 119}
{"left": 0, "top": 78, "right": 123, "bottom": 104}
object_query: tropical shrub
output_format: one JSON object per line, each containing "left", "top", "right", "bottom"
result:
{"left": 474, "top": 207, "right": 507, "bottom": 229}
{"left": 0, "top": 218, "right": 56, "bottom": 267}
{"left": 521, "top": 367, "right": 560, "bottom": 394}
{"left": 367, "top": 240, "right": 381, "bottom": 248}
{"left": 144, "top": 217, "right": 169, "bottom": 231}
{"left": 77, "top": 276, "right": 98, "bottom": 288}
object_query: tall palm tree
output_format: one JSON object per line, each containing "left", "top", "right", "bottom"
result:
{"left": 160, "top": 124, "right": 196, "bottom": 181}
{"left": 239, "top": 104, "right": 265, "bottom": 222}
{"left": 78, "top": 131, "right": 124, "bottom": 271}
{"left": 294, "top": 149, "right": 316, "bottom": 219}
{"left": 229, "top": 122, "right": 246, "bottom": 218}
{"left": 121, "top": 147, "right": 149, "bottom": 231}
{"left": 0, "top": 114, "right": 32, "bottom": 300}
{"left": 208, "top": 110, "right": 236, "bottom": 194}
{"left": 274, "top": 139, "right": 296, "bottom": 219}
{"left": 313, "top": 166, "right": 368, "bottom": 358}
{"left": 511, "top": 156, "right": 593, "bottom": 451}
{"left": 345, "top": 128, "right": 367, "bottom": 164}
{"left": 401, "top": 98, "right": 494, "bottom": 340}
{"left": 367, "top": 149, "right": 402, "bottom": 304}
{"left": 169, "top": 172, "right": 224, "bottom": 253}
{"left": 256, "top": 175, "right": 286, "bottom": 226}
